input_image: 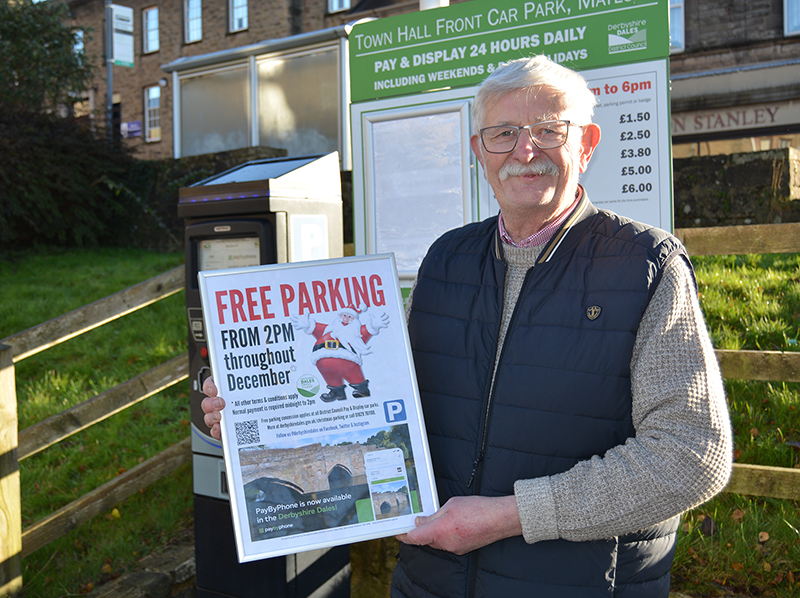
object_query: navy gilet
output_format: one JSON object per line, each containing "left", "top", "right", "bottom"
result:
{"left": 393, "top": 196, "right": 689, "bottom": 597}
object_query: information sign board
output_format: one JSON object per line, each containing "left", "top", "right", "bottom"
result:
{"left": 198, "top": 254, "right": 439, "bottom": 562}
{"left": 111, "top": 5, "right": 134, "bottom": 68}
{"left": 349, "top": 0, "right": 674, "bottom": 232}
{"left": 350, "top": 0, "right": 668, "bottom": 103}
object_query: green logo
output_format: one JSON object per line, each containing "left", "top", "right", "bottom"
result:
{"left": 297, "top": 375, "right": 320, "bottom": 398}
{"left": 608, "top": 19, "right": 647, "bottom": 55}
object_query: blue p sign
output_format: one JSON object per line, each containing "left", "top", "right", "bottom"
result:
{"left": 384, "top": 399, "right": 407, "bottom": 423}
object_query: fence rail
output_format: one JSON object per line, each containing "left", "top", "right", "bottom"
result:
{"left": 2, "top": 224, "right": 800, "bottom": 593}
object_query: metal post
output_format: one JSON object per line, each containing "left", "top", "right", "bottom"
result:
{"left": 105, "top": 1, "right": 114, "bottom": 141}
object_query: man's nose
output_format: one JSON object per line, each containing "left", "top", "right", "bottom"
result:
{"left": 512, "top": 129, "right": 542, "bottom": 158}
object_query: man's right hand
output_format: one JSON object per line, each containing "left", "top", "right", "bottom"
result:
{"left": 201, "top": 377, "right": 225, "bottom": 440}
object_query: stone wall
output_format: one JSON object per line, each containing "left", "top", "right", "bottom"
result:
{"left": 673, "top": 147, "right": 800, "bottom": 228}
{"left": 240, "top": 442, "right": 377, "bottom": 493}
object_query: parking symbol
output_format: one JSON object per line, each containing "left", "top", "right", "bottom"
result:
{"left": 384, "top": 399, "right": 406, "bottom": 423}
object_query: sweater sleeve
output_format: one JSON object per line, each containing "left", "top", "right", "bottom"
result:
{"left": 514, "top": 257, "right": 733, "bottom": 544}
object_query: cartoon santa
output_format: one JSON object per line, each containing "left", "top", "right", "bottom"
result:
{"left": 291, "top": 304, "right": 389, "bottom": 402}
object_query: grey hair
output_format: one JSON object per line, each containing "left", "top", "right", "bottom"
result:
{"left": 472, "top": 56, "right": 597, "bottom": 132}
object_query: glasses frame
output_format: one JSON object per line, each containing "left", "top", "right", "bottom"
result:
{"left": 479, "top": 119, "right": 583, "bottom": 154}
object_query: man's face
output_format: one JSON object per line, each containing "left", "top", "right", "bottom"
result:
{"left": 470, "top": 88, "right": 599, "bottom": 233}
{"left": 340, "top": 313, "right": 355, "bottom": 325}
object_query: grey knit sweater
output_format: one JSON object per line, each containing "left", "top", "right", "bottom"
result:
{"left": 407, "top": 239, "right": 733, "bottom": 545}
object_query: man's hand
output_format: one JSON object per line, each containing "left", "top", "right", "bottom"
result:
{"left": 397, "top": 495, "right": 522, "bottom": 555}
{"left": 201, "top": 377, "right": 225, "bottom": 440}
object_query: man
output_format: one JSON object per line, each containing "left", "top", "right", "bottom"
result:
{"left": 203, "top": 56, "right": 732, "bottom": 597}
{"left": 290, "top": 303, "right": 390, "bottom": 401}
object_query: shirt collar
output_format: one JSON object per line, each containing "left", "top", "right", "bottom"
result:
{"left": 498, "top": 186, "right": 583, "bottom": 248}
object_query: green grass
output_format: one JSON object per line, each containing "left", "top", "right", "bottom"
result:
{"left": 0, "top": 248, "right": 192, "bottom": 597}
{"left": 1, "top": 249, "right": 799, "bottom": 596}
{"left": 671, "top": 254, "right": 800, "bottom": 597}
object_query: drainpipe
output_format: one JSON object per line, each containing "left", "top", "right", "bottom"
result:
{"left": 420, "top": 0, "right": 449, "bottom": 9}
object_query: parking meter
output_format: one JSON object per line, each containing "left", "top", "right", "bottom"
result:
{"left": 178, "top": 153, "right": 347, "bottom": 598}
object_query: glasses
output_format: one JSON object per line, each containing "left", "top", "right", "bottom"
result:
{"left": 479, "top": 120, "right": 582, "bottom": 153}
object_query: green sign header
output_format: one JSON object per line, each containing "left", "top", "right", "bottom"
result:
{"left": 349, "top": 0, "right": 668, "bottom": 102}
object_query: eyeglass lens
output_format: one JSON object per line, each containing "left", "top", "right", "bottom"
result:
{"left": 482, "top": 121, "right": 570, "bottom": 152}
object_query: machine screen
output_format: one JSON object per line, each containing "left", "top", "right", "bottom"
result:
{"left": 198, "top": 237, "right": 261, "bottom": 271}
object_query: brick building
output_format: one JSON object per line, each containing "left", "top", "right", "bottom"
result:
{"left": 64, "top": 0, "right": 458, "bottom": 160}
{"left": 64, "top": 0, "right": 799, "bottom": 161}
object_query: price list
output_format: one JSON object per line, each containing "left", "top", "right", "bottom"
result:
{"left": 581, "top": 60, "right": 672, "bottom": 231}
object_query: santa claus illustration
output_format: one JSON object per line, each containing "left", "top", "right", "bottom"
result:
{"left": 291, "top": 304, "right": 389, "bottom": 402}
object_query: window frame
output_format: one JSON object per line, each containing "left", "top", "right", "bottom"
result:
{"left": 669, "top": 0, "right": 684, "bottom": 52}
{"left": 185, "top": 0, "right": 203, "bottom": 44}
{"left": 143, "top": 6, "right": 159, "bottom": 54}
{"left": 786, "top": 0, "right": 800, "bottom": 36}
{"left": 144, "top": 85, "right": 162, "bottom": 143}
{"left": 229, "top": 0, "right": 248, "bottom": 33}
{"left": 328, "top": 0, "right": 350, "bottom": 14}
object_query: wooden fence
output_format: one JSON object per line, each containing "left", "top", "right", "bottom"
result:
{"left": 2, "top": 222, "right": 800, "bottom": 594}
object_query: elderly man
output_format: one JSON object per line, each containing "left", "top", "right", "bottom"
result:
{"left": 203, "top": 56, "right": 732, "bottom": 597}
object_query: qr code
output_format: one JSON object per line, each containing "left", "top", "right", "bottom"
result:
{"left": 234, "top": 420, "right": 260, "bottom": 446}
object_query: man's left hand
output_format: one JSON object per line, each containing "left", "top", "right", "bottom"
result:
{"left": 397, "top": 495, "right": 522, "bottom": 555}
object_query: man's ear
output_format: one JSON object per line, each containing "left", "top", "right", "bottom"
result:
{"left": 578, "top": 123, "right": 601, "bottom": 173}
{"left": 470, "top": 134, "right": 487, "bottom": 179}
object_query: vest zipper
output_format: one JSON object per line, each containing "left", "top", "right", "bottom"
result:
{"left": 467, "top": 263, "right": 537, "bottom": 493}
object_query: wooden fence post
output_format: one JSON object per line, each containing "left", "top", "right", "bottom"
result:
{"left": 0, "top": 344, "right": 22, "bottom": 595}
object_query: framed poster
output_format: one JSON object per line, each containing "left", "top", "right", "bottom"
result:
{"left": 198, "top": 254, "right": 439, "bottom": 562}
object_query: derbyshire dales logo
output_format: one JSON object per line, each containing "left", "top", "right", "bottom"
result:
{"left": 608, "top": 19, "right": 647, "bottom": 54}
{"left": 297, "top": 374, "right": 321, "bottom": 398}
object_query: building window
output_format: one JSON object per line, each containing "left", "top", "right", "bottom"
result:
{"left": 787, "top": 0, "right": 800, "bottom": 36}
{"left": 143, "top": 7, "right": 159, "bottom": 53}
{"left": 145, "top": 86, "right": 161, "bottom": 142}
{"left": 670, "top": 0, "right": 684, "bottom": 51}
{"left": 185, "top": 0, "right": 202, "bottom": 43}
{"left": 230, "top": 0, "right": 248, "bottom": 32}
{"left": 328, "top": 0, "right": 350, "bottom": 13}
{"left": 74, "top": 29, "right": 84, "bottom": 55}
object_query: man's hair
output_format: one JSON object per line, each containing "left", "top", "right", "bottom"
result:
{"left": 472, "top": 56, "right": 597, "bottom": 131}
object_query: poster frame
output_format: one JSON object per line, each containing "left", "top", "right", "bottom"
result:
{"left": 198, "top": 253, "right": 439, "bottom": 562}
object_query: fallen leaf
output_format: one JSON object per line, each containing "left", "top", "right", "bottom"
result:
{"left": 101, "top": 563, "right": 112, "bottom": 574}
{"left": 758, "top": 531, "right": 769, "bottom": 543}
{"left": 750, "top": 427, "right": 760, "bottom": 437}
{"left": 763, "top": 562, "right": 772, "bottom": 572}
{"left": 732, "top": 562, "right": 745, "bottom": 571}
{"left": 732, "top": 509, "right": 745, "bottom": 523}
{"left": 683, "top": 522, "right": 692, "bottom": 533}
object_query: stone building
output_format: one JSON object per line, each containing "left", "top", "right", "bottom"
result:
{"left": 670, "top": 0, "right": 800, "bottom": 156}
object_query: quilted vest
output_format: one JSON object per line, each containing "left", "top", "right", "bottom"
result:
{"left": 393, "top": 196, "right": 689, "bottom": 598}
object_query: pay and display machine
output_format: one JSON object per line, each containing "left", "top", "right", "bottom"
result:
{"left": 178, "top": 153, "right": 347, "bottom": 598}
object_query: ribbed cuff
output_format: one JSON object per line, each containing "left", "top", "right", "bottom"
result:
{"left": 514, "top": 477, "right": 560, "bottom": 544}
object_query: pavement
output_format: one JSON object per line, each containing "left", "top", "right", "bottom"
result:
{"left": 86, "top": 528, "right": 196, "bottom": 598}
